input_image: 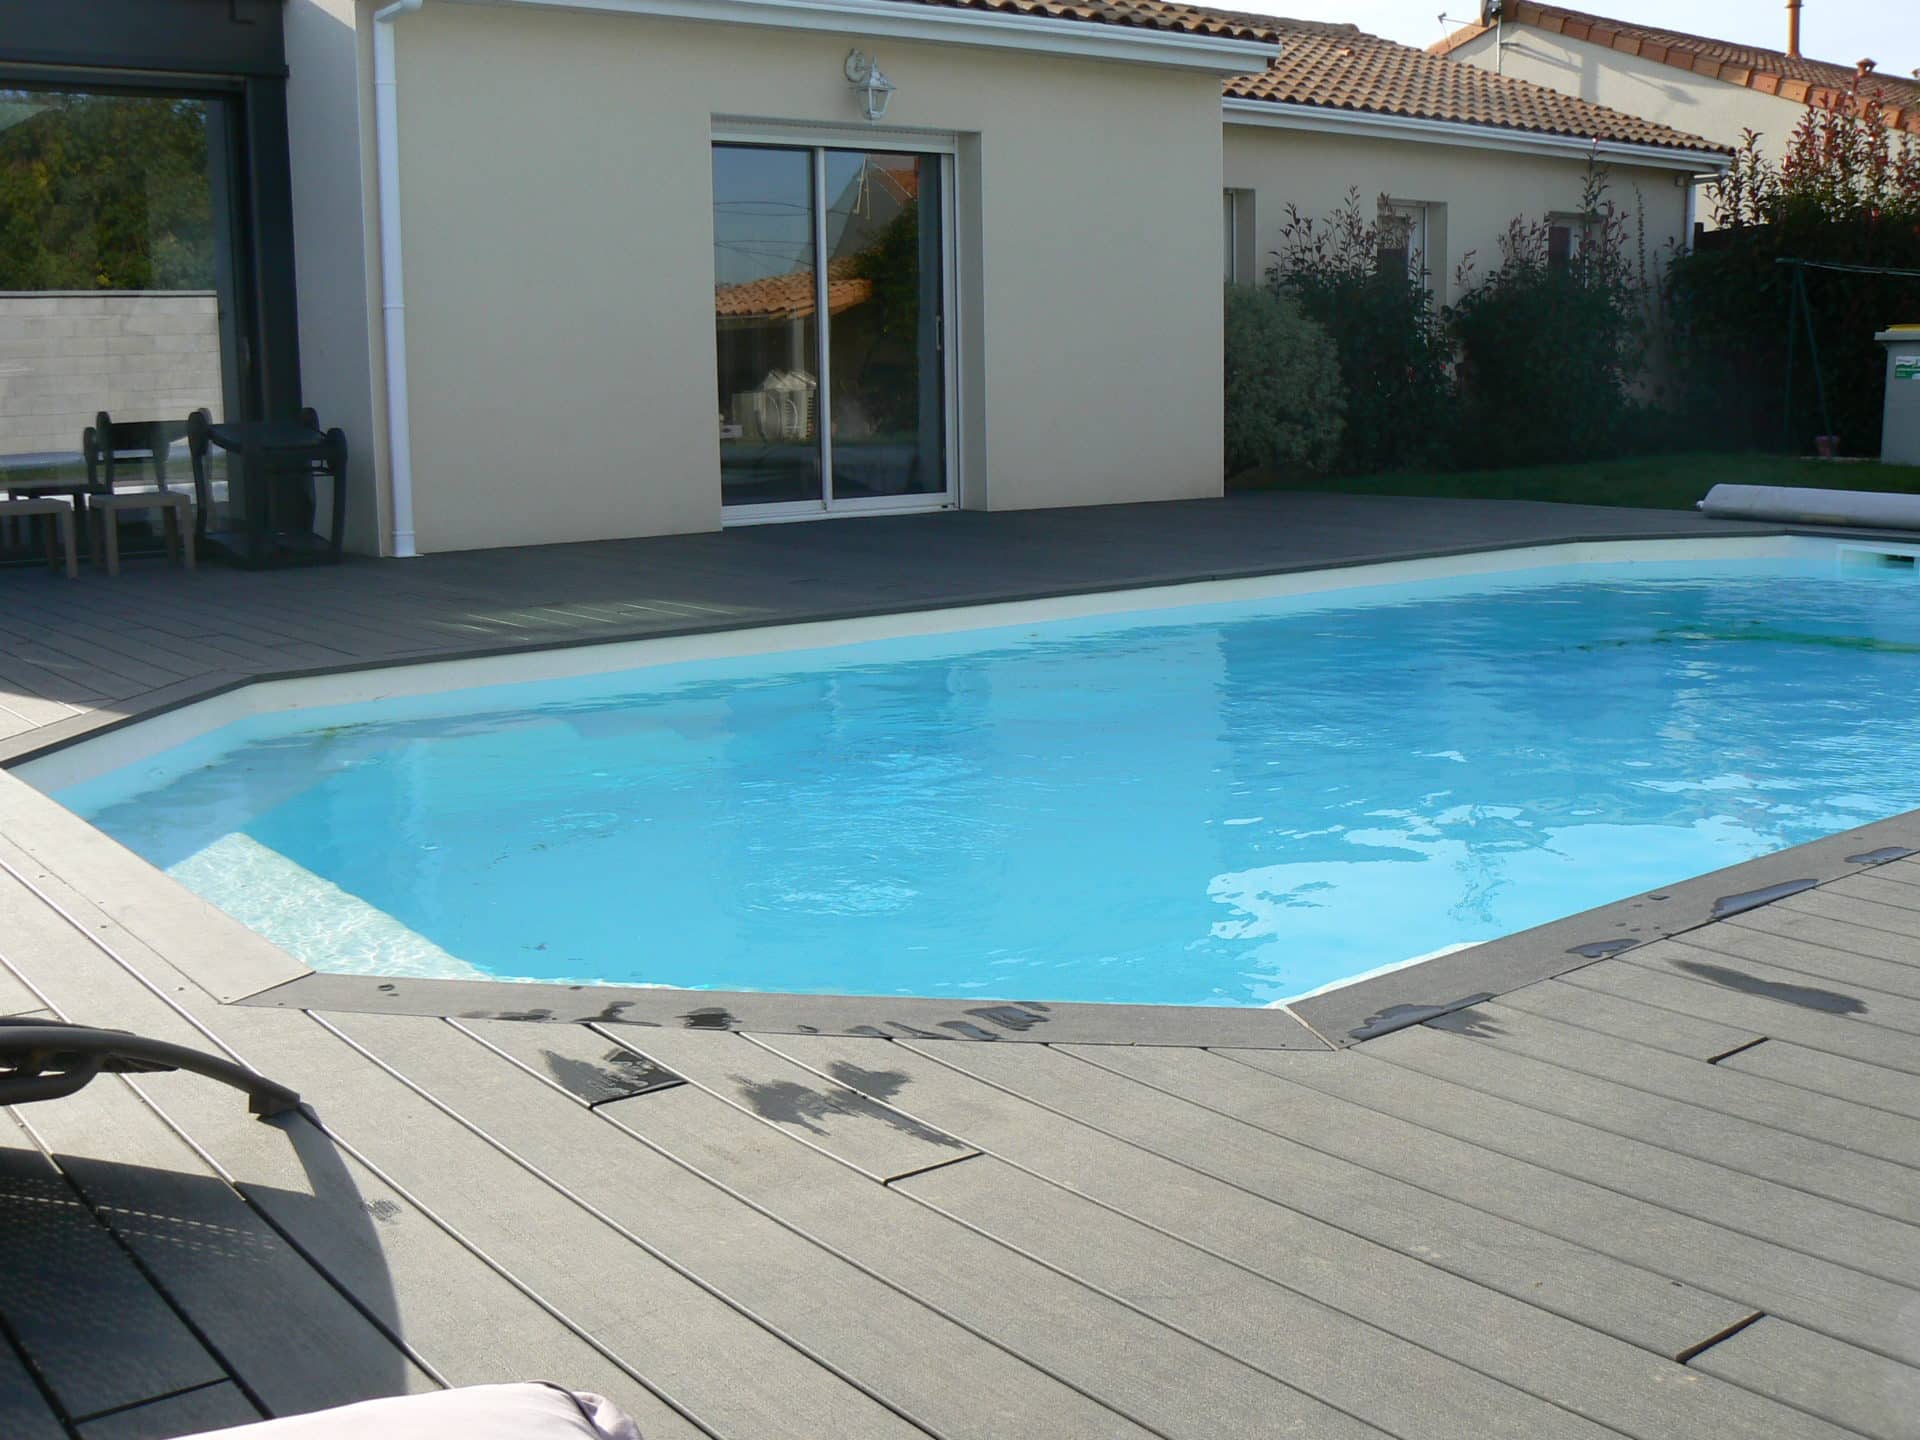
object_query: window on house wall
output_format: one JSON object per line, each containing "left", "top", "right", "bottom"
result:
{"left": 1547, "top": 213, "right": 1593, "bottom": 274}
{"left": 1377, "top": 201, "right": 1428, "bottom": 285}
{"left": 1222, "top": 189, "right": 1254, "bottom": 285}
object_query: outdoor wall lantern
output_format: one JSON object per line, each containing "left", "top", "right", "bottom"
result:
{"left": 845, "top": 49, "right": 896, "bottom": 122}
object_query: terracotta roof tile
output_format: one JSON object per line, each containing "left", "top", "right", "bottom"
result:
{"left": 875, "top": 0, "right": 1279, "bottom": 40}
{"left": 1430, "top": 3, "right": 1920, "bottom": 134}
{"left": 1226, "top": 16, "right": 1725, "bottom": 153}
{"left": 866, "top": 2, "right": 1723, "bottom": 154}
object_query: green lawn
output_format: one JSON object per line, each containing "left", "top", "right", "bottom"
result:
{"left": 1237, "top": 453, "right": 1920, "bottom": 511}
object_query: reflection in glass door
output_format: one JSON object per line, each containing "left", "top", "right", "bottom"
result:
{"left": 713, "top": 142, "right": 948, "bottom": 518}
{"left": 0, "top": 85, "right": 243, "bottom": 553}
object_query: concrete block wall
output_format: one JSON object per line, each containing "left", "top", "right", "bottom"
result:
{"left": 0, "top": 292, "right": 224, "bottom": 460}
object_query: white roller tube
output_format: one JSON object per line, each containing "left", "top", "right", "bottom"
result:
{"left": 1698, "top": 483, "right": 1920, "bottom": 531}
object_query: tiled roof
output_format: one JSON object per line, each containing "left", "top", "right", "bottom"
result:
{"left": 878, "top": 0, "right": 1278, "bottom": 40}
{"left": 1226, "top": 16, "right": 1726, "bottom": 154}
{"left": 1430, "top": 3, "right": 1920, "bottom": 134}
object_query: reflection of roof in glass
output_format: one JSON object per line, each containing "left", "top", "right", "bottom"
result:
{"left": 714, "top": 261, "right": 872, "bottom": 323}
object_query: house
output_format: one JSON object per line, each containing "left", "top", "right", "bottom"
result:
{"left": 3, "top": 0, "right": 1722, "bottom": 560}
{"left": 1432, "top": 2, "right": 1920, "bottom": 183}
{"left": 1223, "top": 18, "right": 1726, "bottom": 308}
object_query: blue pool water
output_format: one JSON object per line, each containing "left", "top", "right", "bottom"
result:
{"left": 60, "top": 553, "right": 1920, "bottom": 1006}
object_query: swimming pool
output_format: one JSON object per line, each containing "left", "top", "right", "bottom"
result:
{"left": 48, "top": 542, "right": 1920, "bottom": 1007}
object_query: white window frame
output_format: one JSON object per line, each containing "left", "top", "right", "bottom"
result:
{"left": 712, "top": 121, "right": 963, "bottom": 526}
{"left": 1222, "top": 187, "right": 1255, "bottom": 286}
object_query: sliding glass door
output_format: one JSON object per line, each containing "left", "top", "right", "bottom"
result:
{"left": 713, "top": 142, "right": 949, "bottom": 519}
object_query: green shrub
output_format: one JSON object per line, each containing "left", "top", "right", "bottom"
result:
{"left": 1268, "top": 189, "right": 1453, "bottom": 474}
{"left": 1447, "top": 168, "right": 1651, "bottom": 467}
{"left": 1223, "top": 283, "right": 1344, "bottom": 480}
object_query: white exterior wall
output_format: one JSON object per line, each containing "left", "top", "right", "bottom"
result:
{"left": 1445, "top": 27, "right": 1808, "bottom": 173}
{"left": 0, "top": 293, "right": 223, "bottom": 460}
{"left": 304, "top": 4, "right": 1227, "bottom": 555}
{"left": 283, "top": 0, "right": 387, "bottom": 554}
{"left": 1223, "top": 122, "right": 1694, "bottom": 310}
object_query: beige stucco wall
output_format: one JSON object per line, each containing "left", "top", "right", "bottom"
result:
{"left": 359, "top": 5, "right": 1226, "bottom": 554}
{"left": 1223, "top": 122, "right": 1693, "bottom": 309}
{"left": 0, "top": 293, "right": 223, "bottom": 460}
{"left": 1445, "top": 27, "right": 1805, "bottom": 172}
{"left": 283, "top": 0, "right": 388, "bottom": 555}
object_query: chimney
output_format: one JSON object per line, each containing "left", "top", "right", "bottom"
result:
{"left": 1786, "top": 0, "right": 1802, "bottom": 59}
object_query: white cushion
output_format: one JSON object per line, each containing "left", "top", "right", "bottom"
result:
{"left": 184, "top": 1384, "right": 643, "bottom": 1439}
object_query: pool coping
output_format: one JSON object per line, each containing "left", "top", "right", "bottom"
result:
{"left": 9, "top": 520, "right": 1920, "bottom": 1049}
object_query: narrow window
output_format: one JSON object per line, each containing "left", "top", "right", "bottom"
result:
{"left": 1377, "top": 201, "right": 1427, "bottom": 284}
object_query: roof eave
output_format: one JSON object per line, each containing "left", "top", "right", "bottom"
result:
{"left": 460, "top": 0, "right": 1281, "bottom": 73}
{"left": 1222, "top": 96, "right": 1730, "bottom": 172}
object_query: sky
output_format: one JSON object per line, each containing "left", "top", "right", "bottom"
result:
{"left": 1225, "top": 1, "right": 1920, "bottom": 76}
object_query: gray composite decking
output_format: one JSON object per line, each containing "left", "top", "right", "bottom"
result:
{"left": 2, "top": 493, "right": 1919, "bottom": 1440}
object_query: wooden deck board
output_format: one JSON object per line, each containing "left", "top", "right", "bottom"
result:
{"left": 0, "top": 1329, "right": 66, "bottom": 1440}
{"left": 593, "top": 1068, "right": 1387, "bottom": 1440}
{"left": 1428, "top": 1003, "right": 1920, "bottom": 1169}
{"left": 779, "top": 1035, "right": 1752, "bottom": 1358}
{"left": 1719, "top": 1041, "right": 1920, "bottom": 1120}
{"left": 324, "top": 1010, "right": 1159, "bottom": 1440}
{"left": 754, "top": 1034, "right": 1857, "bottom": 1440}
{"left": 0, "top": 1112, "right": 228, "bottom": 1422}
{"left": 75, "top": 1383, "right": 263, "bottom": 1440}
{"left": 1490, "top": 977, "right": 1766, "bottom": 1060}
{"left": 586, "top": 1023, "right": 980, "bottom": 1182}
{"left": 1559, "top": 956, "right": 1920, "bottom": 1074}
{"left": 1114, "top": 1043, "right": 1920, "bottom": 1364}
{"left": 1371, "top": 1021, "right": 1920, "bottom": 1218}
{"left": 16, "top": 1078, "right": 437, "bottom": 1418}
{"left": 1669, "top": 925, "right": 1920, "bottom": 1000}
{"left": 261, "top": 1010, "right": 910, "bottom": 1440}
{"left": 1776, "top": 889, "right": 1920, "bottom": 945}
{"left": 1619, "top": 944, "right": 1920, "bottom": 1036}
{"left": 1691, "top": 1317, "right": 1920, "bottom": 1440}
{"left": 1219, "top": 1034, "right": 1920, "bottom": 1291}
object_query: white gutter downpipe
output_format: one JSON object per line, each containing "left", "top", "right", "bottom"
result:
{"left": 374, "top": 0, "right": 423, "bottom": 557}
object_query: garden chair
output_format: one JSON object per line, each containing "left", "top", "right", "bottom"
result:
{"left": 0, "top": 1016, "right": 298, "bottom": 1118}
{"left": 81, "top": 412, "right": 196, "bottom": 576}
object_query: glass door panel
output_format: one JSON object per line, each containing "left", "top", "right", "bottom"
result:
{"left": 0, "top": 86, "right": 237, "bottom": 554}
{"left": 712, "top": 144, "right": 822, "bottom": 509}
{"left": 822, "top": 151, "right": 944, "bottom": 502}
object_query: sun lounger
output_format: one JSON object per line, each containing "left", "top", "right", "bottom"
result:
{"left": 0, "top": 1016, "right": 299, "bottom": 1118}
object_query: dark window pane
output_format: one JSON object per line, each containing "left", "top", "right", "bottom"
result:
{"left": 823, "top": 151, "right": 944, "bottom": 500}
{"left": 713, "top": 144, "right": 822, "bottom": 507}
{"left": 1548, "top": 224, "right": 1573, "bottom": 273}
